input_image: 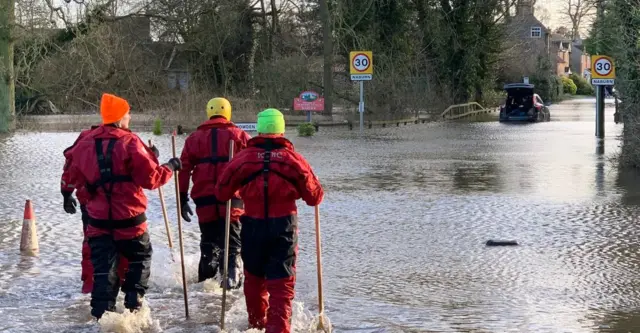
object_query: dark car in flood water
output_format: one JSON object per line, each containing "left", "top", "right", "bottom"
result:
{"left": 499, "top": 83, "right": 551, "bottom": 123}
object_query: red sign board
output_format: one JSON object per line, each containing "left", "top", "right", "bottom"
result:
{"left": 293, "top": 90, "right": 325, "bottom": 112}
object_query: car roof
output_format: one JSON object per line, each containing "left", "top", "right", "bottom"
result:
{"left": 504, "top": 83, "right": 535, "bottom": 89}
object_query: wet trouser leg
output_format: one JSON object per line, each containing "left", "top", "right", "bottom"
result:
{"left": 81, "top": 206, "right": 128, "bottom": 294}
{"left": 241, "top": 216, "right": 268, "bottom": 329}
{"left": 218, "top": 220, "right": 243, "bottom": 289}
{"left": 81, "top": 206, "right": 93, "bottom": 294}
{"left": 116, "top": 231, "right": 153, "bottom": 311}
{"left": 88, "top": 234, "right": 120, "bottom": 319}
{"left": 241, "top": 215, "right": 298, "bottom": 333}
{"left": 197, "top": 218, "right": 222, "bottom": 282}
{"left": 244, "top": 270, "right": 268, "bottom": 329}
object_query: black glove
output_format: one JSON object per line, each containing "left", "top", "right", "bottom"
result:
{"left": 180, "top": 193, "right": 193, "bottom": 222}
{"left": 62, "top": 191, "right": 77, "bottom": 214}
{"left": 163, "top": 158, "right": 182, "bottom": 171}
{"left": 149, "top": 145, "right": 160, "bottom": 158}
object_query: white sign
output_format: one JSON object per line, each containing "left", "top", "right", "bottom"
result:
{"left": 591, "top": 78, "right": 614, "bottom": 85}
{"left": 358, "top": 102, "right": 364, "bottom": 113}
{"left": 352, "top": 54, "right": 371, "bottom": 72}
{"left": 351, "top": 74, "right": 372, "bottom": 80}
{"left": 236, "top": 123, "right": 257, "bottom": 131}
{"left": 523, "top": 76, "right": 529, "bottom": 84}
{"left": 593, "top": 58, "right": 613, "bottom": 77}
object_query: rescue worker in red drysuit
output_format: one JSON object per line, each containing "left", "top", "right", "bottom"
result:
{"left": 66, "top": 93, "right": 182, "bottom": 319}
{"left": 61, "top": 125, "right": 129, "bottom": 294}
{"left": 215, "top": 108, "right": 324, "bottom": 333}
{"left": 178, "top": 97, "right": 251, "bottom": 288}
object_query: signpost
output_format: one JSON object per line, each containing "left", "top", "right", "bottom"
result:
{"left": 236, "top": 123, "right": 257, "bottom": 132}
{"left": 293, "top": 90, "right": 325, "bottom": 123}
{"left": 590, "top": 55, "right": 615, "bottom": 139}
{"left": 350, "top": 51, "right": 373, "bottom": 132}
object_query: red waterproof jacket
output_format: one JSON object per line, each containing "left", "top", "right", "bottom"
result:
{"left": 61, "top": 126, "right": 99, "bottom": 205}
{"left": 179, "top": 117, "right": 251, "bottom": 221}
{"left": 216, "top": 135, "right": 324, "bottom": 219}
{"left": 67, "top": 125, "right": 173, "bottom": 238}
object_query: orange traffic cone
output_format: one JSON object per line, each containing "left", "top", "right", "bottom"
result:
{"left": 20, "top": 200, "right": 39, "bottom": 256}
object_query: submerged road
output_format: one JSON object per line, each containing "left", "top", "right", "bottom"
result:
{"left": 0, "top": 96, "right": 638, "bottom": 333}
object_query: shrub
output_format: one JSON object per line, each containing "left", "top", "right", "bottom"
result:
{"left": 482, "top": 89, "right": 507, "bottom": 107}
{"left": 569, "top": 73, "right": 595, "bottom": 95}
{"left": 297, "top": 122, "right": 315, "bottom": 137}
{"left": 562, "top": 76, "right": 578, "bottom": 95}
{"left": 153, "top": 118, "right": 163, "bottom": 135}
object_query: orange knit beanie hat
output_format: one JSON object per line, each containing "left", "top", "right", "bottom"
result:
{"left": 100, "top": 93, "right": 130, "bottom": 124}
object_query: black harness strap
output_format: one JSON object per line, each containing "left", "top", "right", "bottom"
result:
{"left": 240, "top": 141, "right": 296, "bottom": 187}
{"left": 263, "top": 148, "right": 271, "bottom": 220}
{"left": 193, "top": 195, "right": 244, "bottom": 209}
{"left": 89, "top": 214, "right": 146, "bottom": 229}
{"left": 195, "top": 128, "right": 229, "bottom": 164}
{"left": 211, "top": 128, "right": 218, "bottom": 160}
{"left": 193, "top": 128, "right": 239, "bottom": 208}
{"left": 86, "top": 138, "right": 133, "bottom": 221}
{"left": 240, "top": 168, "right": 298, "bottom": 188}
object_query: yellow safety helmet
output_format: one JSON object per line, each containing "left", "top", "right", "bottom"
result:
{"left": 206, "top": 97, "right": 232, "bottom": 120}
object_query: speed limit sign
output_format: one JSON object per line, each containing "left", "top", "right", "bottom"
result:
{"left": 352, "top": 54, "right": 370, "bottom": 72}
{"left": 594, "top": 58, "right": 612, "bottom": 76}
{"left": 350, "top": 51, "right": 373, "bottom": 81}
{"left": 590, "top": 55, "right": 615, "bottom": 79}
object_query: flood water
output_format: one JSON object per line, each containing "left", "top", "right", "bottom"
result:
{"left": 1, "top": 97, "right": 639, "bottom": 333}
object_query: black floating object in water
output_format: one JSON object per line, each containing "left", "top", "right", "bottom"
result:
{"left": 485, "top": 240, "right": 518, "bottom": 246}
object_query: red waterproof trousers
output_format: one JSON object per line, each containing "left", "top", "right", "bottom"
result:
{"left": 241, "top": 215, "right": 298, "bottom": 333}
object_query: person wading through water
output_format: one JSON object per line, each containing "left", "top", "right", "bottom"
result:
{"left": 66, "top": 93, "right": 181, "bottom": 319}
{"left": 216, "top": 108, "right": 324, "bottom": 333}
{"left": 61, "top": 125, "right": 129, "bottom": 294}
{"left": 178, "top": 97, "right": 251, "bottom": 289}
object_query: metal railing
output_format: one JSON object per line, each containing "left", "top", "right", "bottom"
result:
{"left": 440, "top": 102, "right": 498, "bottom": 120}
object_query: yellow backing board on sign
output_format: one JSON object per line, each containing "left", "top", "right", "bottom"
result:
{"left": 349, "top": 51, "right": 373, "bottom": 75}
{"left": 591, "top": 55, "right": 615, "bottom": 79}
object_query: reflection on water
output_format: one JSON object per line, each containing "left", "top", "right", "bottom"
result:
{"left": 3, "top": 98, "right": 640, "bottom": 332}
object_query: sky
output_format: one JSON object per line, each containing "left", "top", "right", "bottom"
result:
{"left": 538, "top": 0, "right": 595, "bottom": 34}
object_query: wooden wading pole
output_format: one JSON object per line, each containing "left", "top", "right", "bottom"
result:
{"left": 315, "top": 204, "right": 328, "bottom": 331}
{"left": 220, "top": 139, "right": 234, "bottom": 330}
{"left": 171, "top": 132, "right": 189, "bottom": 319}
{"left": 149, "top": 139, "right": 174, "bottom": 251}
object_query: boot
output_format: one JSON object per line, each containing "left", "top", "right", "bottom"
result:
{"left": 124, "top": 291, "right": 143, "bottom": 312}
{"left": 91, "top": 303, "right": 116, "bottom": 320}
{"left": 198, "top": 245, "right": 221, "bottom": 282}
{"left": 220, "top": 251, "right": 244, "bottom": 290}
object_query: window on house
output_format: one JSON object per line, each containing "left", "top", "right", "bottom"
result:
{"left": 531, "top": 26, "right": 542, "bottom": 38}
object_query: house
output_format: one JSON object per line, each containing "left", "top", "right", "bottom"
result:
{"left": 503, "top": 0, "right": 552, "bottom": 80}
{"left": 503, "top": 1, "right": 593, "bottom": 82}
{"left": 570, "top": 39, "right": 591, "bottom": 79}
{"left": 107, "top": 15, "right": 190, "bottom": 91}
{"left": 550, "top": 34, "right": 572, "bottom": 76}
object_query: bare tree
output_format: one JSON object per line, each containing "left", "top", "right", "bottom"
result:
{"left": 563, "top": 0, "right": 596, "bottom": 39}
{"left": 535, "top": 4, "right": 551, "bottom": 28}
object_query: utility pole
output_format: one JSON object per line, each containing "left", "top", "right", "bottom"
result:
{"left": 595, "top": 0, "right": 605, "bottom": 139}
{"left": 0, "top": 0, "right": 15, "bottom": 133}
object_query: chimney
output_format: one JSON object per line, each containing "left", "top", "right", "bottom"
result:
{"left": 516, "top": 0, "right": 534, "bottom": 17}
